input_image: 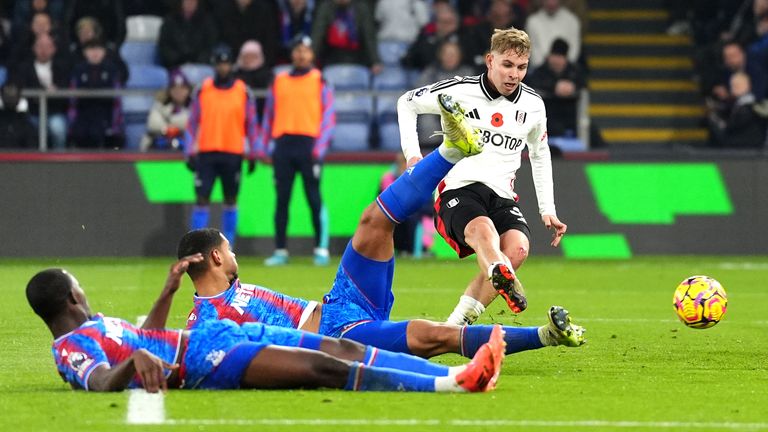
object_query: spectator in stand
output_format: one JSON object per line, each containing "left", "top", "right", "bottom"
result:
{"left": 209, "top": 0, "right": 279, "bottom": 66}
{"left": 69, "top": 17, "right": 128, "bottom": 84}
{"left": 0, "top": 7, "right": 11, "bottom": 66}
{"left": 402, "top": 2, "right": 474, "bottom": 71}
{"left": 746, "top": 12, "right": 768, "bottom": 105}
{"left": 12, "top": 0, "right": 66, "bottom": 40}
{"left": 261, "top": 36, "right": 334, "bottom": 267}
{"left": 710, "top": 71, "right": 766, "bottom": 149}
{"left": 525, "top": 0, "right": 581, "bottom": 70}
{"left": 375, "top": 0, "right": 430, "bottom": 45}
{"left": 276, "top": 0, "right": 315, "bottom": 64}
{"left": 8, "top": 11, "right": 67, "bottom": 67}
{"left": 158, "top": 0, "right": 218, "bottom": 69}
{"left": 525, "top": 38, "right": 585, "bottom": 138}
{"left": 467, "top": 0, "right": 527, "bottom": 70}
{"left": 311, "top": 0, "right": 382, "bottom": 74}
{"left": 234, "top": 40, "right": 273, "bottom": 117}
{"left": 0, "top": 83, "right": 37, "bottom": 149}
{"left": 67, "top": 39, "right": 123, "bottom": 149}
{"left": 141, "top": 69, "right": 192, "bottom": 152}
{"left": 185, "top": 44, "right": 260, "bottom": 246}
{"left": 415, "top": 38, "right": 476, "bottom": 147}
{"left": 64, "top": 0, "right": 125, "bottom": 51}
{"left": 10, "top": 33, "right": 70, "bottom": 149}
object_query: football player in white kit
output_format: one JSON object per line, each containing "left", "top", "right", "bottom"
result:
{"left": 397, "top": 27, "right": 568, "bottom": 325}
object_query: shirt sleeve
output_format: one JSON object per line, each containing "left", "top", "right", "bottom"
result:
{"left": 527, "top": 110, "right": 557, "bottom": 217}
{"left": 396, "top": 84, "right": 442, "bottom": 162}
{"left": 54, "top": 334, "right": 109, "bottom": 391}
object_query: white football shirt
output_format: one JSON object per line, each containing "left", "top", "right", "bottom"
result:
{"left": 397, "top": 73, "right": 557, "bottom": 216}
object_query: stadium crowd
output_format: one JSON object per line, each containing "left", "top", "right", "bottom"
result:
{"left": 669, "top": 0, "right": 768, "bottom": 148}
{"left": 0, "top": 0, "right": 588, "bottom": 152}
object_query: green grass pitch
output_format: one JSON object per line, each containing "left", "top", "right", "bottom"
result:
{"left": 2, "top": 256, "right": 767, "bottom": 431}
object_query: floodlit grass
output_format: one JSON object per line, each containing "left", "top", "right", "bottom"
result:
{"left": 2, "top": 256, "right": 767, "bottom": 431}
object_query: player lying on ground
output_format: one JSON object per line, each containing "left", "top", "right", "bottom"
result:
{"left": 397, "top": 27, "right": 568, "bottom": 325}
{"left": 179, "top": 116, "right": 585, "bottom": 359}
{"left": 25, "top": 257, "right": 505, "bottom": 393}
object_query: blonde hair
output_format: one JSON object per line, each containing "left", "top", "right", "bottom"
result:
{"left": 489, "top": 27, "right": 531, "bottom": 57}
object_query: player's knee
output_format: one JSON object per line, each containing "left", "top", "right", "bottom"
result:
{"left": 463, "top": 217, "right": 496, "bottom": 244}
{"left": 503, "top": 244, "right": 529, "bottom": 268}
{"left": 308, "top": 355, "right": 350, "bottom": 387}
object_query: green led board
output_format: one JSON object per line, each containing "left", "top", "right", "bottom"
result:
{"left": 135, "top": 161, "right": 391, "bottom": 236}
{"left": 585, "top": 163, "right": 733, "bottom": 224}
{"left": 561, "top": 234, "right": 632, "bottom": 259}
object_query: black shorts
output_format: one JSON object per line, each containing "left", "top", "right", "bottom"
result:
{"left": 194, "top": 152, "right": 243, "bottom": 200}
{"left": 434, "top": 182, "right": 531, "bottom": 258}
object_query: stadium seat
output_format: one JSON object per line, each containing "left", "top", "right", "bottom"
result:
{"left": 122, "top": 87, "right": 157, "bottom": 150}
{"left": 375, "top": 96, "right": 401, "bottom": 151}
{"left": 180, "top": 63, "right": 215, "bottom": 86}
{"left": 126, "top": 15, "right": 163, "bottom": 42}
{"left": 332, "top": 93, "right": 373, "bottom": 151}
{"left": 372, "top": 66, "right": 409, "bottom": 91}
{"left": 378, "top": 41, "right": 409, "bottom": 66}
{"left": 120, "top": 41, "right": 158, "bottom": 65}
{"left": 126, "top": 64, "right": 168, "bottom": 89}
{"left": 323, "top": 64, "right": 370, "bottom": 90}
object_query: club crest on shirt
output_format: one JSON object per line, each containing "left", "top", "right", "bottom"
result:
{"left": 68, "top": 351, "right": 94, "bottom": 378}
{"left": 516, "top": 111, "right": 527, "bottom": 125}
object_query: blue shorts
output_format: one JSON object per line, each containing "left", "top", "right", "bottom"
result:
{"left": 183, "top": 319, "right": 323, "bottom": 389}
{"left": 318, "top": 242, "right": 395, "bottom": 338}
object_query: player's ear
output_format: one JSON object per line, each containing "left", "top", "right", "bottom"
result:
{"left": 485, "top": 52, "right": 493, "bottom": 69}
{"left": 211, "top": 248, "right": 223, "bottom": 266}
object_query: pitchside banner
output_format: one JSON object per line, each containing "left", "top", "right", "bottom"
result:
{"left": 0, "top": 158, "right": 766, "bottom": 257}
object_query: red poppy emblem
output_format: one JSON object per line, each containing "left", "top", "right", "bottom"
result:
{"left": 491, "top": 113, "right": 504, "bottom": 127}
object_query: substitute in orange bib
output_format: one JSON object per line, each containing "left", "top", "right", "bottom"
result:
{"left": 260, "top": 35, "right": 335, "bottom": 266}
{"left": 185, "top": 44, "right": 261, "bottom": 246}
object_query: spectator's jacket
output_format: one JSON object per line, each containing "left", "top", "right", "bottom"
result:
{"left": 259, "top": 67, "right": 335, "bottom": 160}
{"left": 311, "top": 0, "right": 380, "bottom": 67}
{"left": 68, "top": 58, "right": 123, "bottom": 135}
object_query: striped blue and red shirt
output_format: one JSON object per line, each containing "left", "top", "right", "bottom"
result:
{"left": 186, "top": 279, "right": 316, "bottom": 330}
{"left": 52, "top": 314, "right": 183, "bottom": 390}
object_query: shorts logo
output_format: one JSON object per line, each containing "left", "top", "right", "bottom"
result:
{"left": 447, "top": 198, "right": 460, "bottom": 208}
{"left": 516, "top": 111, "right": 527, "bottom": 125}
{"left": 205, "top": 350, "right": 226, "bottom": 368}
{"left": 491, "top": 113, "right": 504, "bottom": 127}
{"left": 510, "top": 207, "right": 527, "bottom": 223}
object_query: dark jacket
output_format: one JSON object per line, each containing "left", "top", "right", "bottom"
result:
{"left": 311, "top": 0, "right": 379, "bottom": 67}
{"left": 158, "top": 9, "right": 218, "bottom": 69}
{"left": 11, "top": 57, "right": 72, "bottom": 115}
{"left": 68, "top": 58, "right": 123, "bottom": 148}
{"left": 526, "top": 60, "right": 586, "bottom": 137}
{"left": 211, "top": 0, "right": 280, "bottom": 65}
{"left": 0, "top": 108, "right": 37, "bottom": 148}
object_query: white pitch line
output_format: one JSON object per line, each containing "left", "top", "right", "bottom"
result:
{"left": 159, "top": 418, "right": 768, "bottom": 430}
{"left": 125, "top": 315, "right": 166, "bottom": 425}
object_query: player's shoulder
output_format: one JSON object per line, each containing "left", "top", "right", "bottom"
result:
{"left": 516, "top": 83, "right": 545, "bottom": 109}
{"left": 428, "top": 74, "right": 482, "bottom": 94}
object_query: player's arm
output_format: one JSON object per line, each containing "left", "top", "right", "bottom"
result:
{"left": 527, "top": 111, "right": 567, "bottom": 246}
{"left": 87, "top": 349, "right": 177, "bottom": 393}
{"left": 396, "top": 83, "right": 442, "bottom": 166}
{"left": 141, "top": 254, "right": 204, "bottom": 329}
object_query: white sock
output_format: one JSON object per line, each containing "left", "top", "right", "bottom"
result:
{"left": 487, "top": 261, "right": 513, "bottom": 279}
{"left": 313, "top": 247, "right": 329, "bottom": 257}
{"left": 446, "top": 295, "right": 486, "bottom": 326}
{"left": 434, "top": 375, "right": 467, "bottom": 392}
{"left": 538, "top": 325, "right": 556, "bottom": 346}
{"left": 437, "top": 143, "right": 464, "bottom": 164}
{"left": 447, "top": 365, "right": 466, "bottom": 376}
{"left": 272, "top": 248, "right": 289, "bottom": 257}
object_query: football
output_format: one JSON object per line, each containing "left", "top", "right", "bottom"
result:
{"left": 673, "top": 275, "right": 728, "bottom": 329}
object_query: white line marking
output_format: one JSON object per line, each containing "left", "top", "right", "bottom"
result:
{"left": 125, "top": 315, "right": 166, "bottom": 425}
{"left": 126, "top": 390, "right": 165, "bottom": 425}
{"left": 159, "top": 418, "right": 768, "bottom": 429}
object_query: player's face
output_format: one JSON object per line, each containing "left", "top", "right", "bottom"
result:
{"left": 218, "top": 235, "right": 239, "bottom": 281}
{"left": 291, "top": 44, "right": 314, "bottom": 69}
{"left": 66, "top": 273, "right": 93, "bottom": 318}
{"left": 486, "top": 49, "right": 529, "bottom": 96}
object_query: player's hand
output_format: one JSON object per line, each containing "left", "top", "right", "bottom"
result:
{"left": 406, "top": 156, "right": 422, "bottom": 168}
{"left": 164, "top": 253, "right": 203, "bottom": 295}
{"left": 542, "top": 214, "right": 567, "bottom": 247}
{"left": 132, "top": 349, "right": 178, "bottom": 393}
{"left": 185, "top": 155, "right": 197, "bottom": 172}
